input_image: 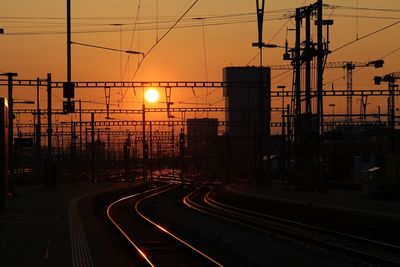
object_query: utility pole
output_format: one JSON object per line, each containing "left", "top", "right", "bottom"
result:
{"left": 91, "top": 112, "right": 95, "bottom": 181}
{"left": 67, "top": 0, "right": 71, "bottom": 84}
{"left": 171, "top": 125, "right": 175, "bottom": 179}
{"left": 287, "top": 0, "right": 333, "bottom": 190}
{"left": 388, "top": 81, "right": 396, "bottom": 131}
{"left": 0, "top": 97, "right": 9, "bottom": 209}
{"left": 70, "top": 119, "right": 76, "bottom": 181}
{"left": 317, "top": 0, "right": 324, "bottom": 135}
{"left": 305, "top": 9, "right": 312, "bottom": 114}
{"left": 142, "top": 104, "right": 147, "bottom": 183}
{"left": 374, "top": 71, "right": 399, "bottom": 131}
{"left": 295, "top": 8, "right": 301, "bottom": 117}
{"left": 252, "top": 0, "right": 271, "bottom": 183}
{"left": 317, "top": 0, "right": 333, "bottom": 190}
{"left": 46, "top": 73, "right": 55, "bottom": 188}
{"left": 4, "top": 73, "right": 17, "bottom": 176}
{"left": 36, "top": 77, "right": 42, "bottom": 177}
{"left": 63, "top": 0, "right": 75, "bottom": 113}
{"left": 346, "top": 63, "right": 355, "bottom": 122}
{"left": 254, "top": 0, "right": 265, "bottom": 66}
{"left": 85, "top": 127, "right": 88, "bottom": 151}
{"left": 79, "top": 99, "right": 82, "bottom": 153}
{"left": 179, "top": 128, "right": 185, "bottom": 185}
{"left": 149, "top": 122, "right": 153, "bottom": 181}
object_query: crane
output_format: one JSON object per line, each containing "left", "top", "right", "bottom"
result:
{"left": 374, "top": 71, "right": 400, "bottom": 130}
{"left": 267, "top": 59, "right": 384, "bottom": 121}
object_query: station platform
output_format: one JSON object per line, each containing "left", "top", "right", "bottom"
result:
{"left": 223, "top": 183, "right": 400, "bottom": 220}
{"left": 0, "top": 181, "right": 137, "bottom": 267}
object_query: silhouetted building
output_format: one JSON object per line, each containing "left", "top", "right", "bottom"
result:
{"left": 222, "top": 67, "right": 271, "bottom": 177}
{"left": 187, "top": 118, "right": 218, "bottom": 172}
{"left": 223, "top": 66, "right": 271, "bottom": 136}
{"left": 324, "top": 124, "right": 400, "bottom": 194}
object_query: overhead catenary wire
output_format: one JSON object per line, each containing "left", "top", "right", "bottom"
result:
{"left": 13, "top": 11, "right": 400, "bottom": 36}
{"left": 0, "top": 8, "right": 294, "bottom": 22}
{"left": 3, "top": 3, "right": 400, "bottom": 33}
{"left": 2, "top": 9, "right": 292, "bottom": 36}
{"left": 132, "top": 0, "right": 200, "bottom": 78}
{"left": 322, "top": 18, "right": 400, "bottom": 85}
{"left": 71, "top": 41, "right": 143, "bottom": 54}
{"left": 118, "top": 0, "right": 142, "bottom": 109}
{"left": 192, "top": 17, "right": 209, "bottom": 116}
{"left": 381, "top": 46, "right": 400, "bottom": 59}
{"left": 333, "top": 5, "right": 400, "bottom": 13}
{"left": 118, "top": 0, "right": 200, "bottom": 107}
{"left": 356, "top": 0, "right": 359, "bottom": 40}
{"left": 332, "top": 19, "right": 400, "bottom": 53}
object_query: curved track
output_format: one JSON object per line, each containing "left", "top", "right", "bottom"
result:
{"left": 183, "top": 184, "right": 400, "bottom": 266}
{"left": 106, "top": 183, "right": 223, "bottom": 267}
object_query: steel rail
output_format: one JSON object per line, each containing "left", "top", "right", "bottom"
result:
{"left": 106, "top": 184, "right": 173, "bottom": 267}
{"left": 205, "top": 190, "right": 400, "bottom": 251}
{"left": 107, "top": 182, "right": 224, "bottom": 267}
{"left": 187, "top": 186, "right": 400, "bottom": 266}
{"left": 134, "top": 187, "right": 224, "bottom": 267}
{"left": 183, "top": 185, "right": 275, "bottom": 233}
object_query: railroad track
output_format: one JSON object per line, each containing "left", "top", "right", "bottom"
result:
{"left": 106, "top": 183, "right": 223, "bottom": 267}
{"left": 183, "top": 185, "right": 400, "bottom": 266}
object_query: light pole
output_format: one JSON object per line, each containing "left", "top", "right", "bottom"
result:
{"left": 0, "top": 72, "right": 18, "bottom": 175}
{"left": 142, "top": 103, "right": 146, "bottom": 182}
{"left": 278, "top": 85, "right": 286, "bottom": 179}
{"left": 329, "top": 103, "right": 335, "bottom": 130}
{"left": 375, "top": 106, "right": 381, "bottom": 121}
{"left": 278, "top": 85, "right": 286, "bottom": 135}
{"left": 143, "top": 88, "right": 159, "bottom": 183}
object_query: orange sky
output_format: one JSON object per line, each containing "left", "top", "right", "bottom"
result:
{"left": 1, "top": 0, "right": 400, "bottom": 124}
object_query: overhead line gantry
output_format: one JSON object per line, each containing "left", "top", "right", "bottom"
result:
{"left": 1, "top": 79, "right": 397, "bottom": 97}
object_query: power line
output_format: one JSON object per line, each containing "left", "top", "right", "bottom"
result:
{"left": 2, "top": 9, "right": 296, "bottom": 36}
{"left": 332, "top": 19, "right": 400, "bottom": 53}
{"left": 334, "top": 5, "right": 400, "bottom": 13}
{"left": 118, "top": 0, "right": 142, "bottom": 110}
{"left": 381, "top": 46, "right": 400, "bottom": 59}
{"left": 0, "top": 9, "right": 294, "bottom": 21}
{"left": 13, "top": 7, "right": 362, "bottom": 36}
{"left": 71, "top": 41, "right": 144, "bottom": 54}
{"left": 332, "top": 14, "right": 400, "bottom": 21}
{"left": 118, "top": 0, "right": 201, "bottom": 106}
{"left": 130, "top": 0, "right": 200, "bottom": 80}
{"left": 5, "top": 18, "right": 285, "bottom": 36}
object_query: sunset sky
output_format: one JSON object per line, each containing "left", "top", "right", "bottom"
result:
{"left": 1, "top": 0, "right": 400, "bottom": 123}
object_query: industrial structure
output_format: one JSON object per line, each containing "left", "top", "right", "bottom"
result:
{"left": 1, "top": 1, "right": 400, "bottom": 267}
{"left": 0, "top": 98, "right": 8, "bottom": 209}
{"left": 187, "top": 118, "right": 218, "bottom": 173}
{"left": 223, "top": 66, "right": 270, "bottom": 137}
{"left": 0, "top": 0, "right": 399, "bottom": 199}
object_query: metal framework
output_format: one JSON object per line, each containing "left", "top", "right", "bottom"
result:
{"left": 15, "top": 119, "right": 398, "bottom": 130}
{"left": 268, "top": 60, "right": 384, "bottom": 121}
{"left": 1, "top": 78, "right": 397, "bottom": 98}
{"left": 0, "top": 79, "right": 257, "bottom": 89}
{"left": 13, "top": 107, "right": 285, "bottom": 115}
